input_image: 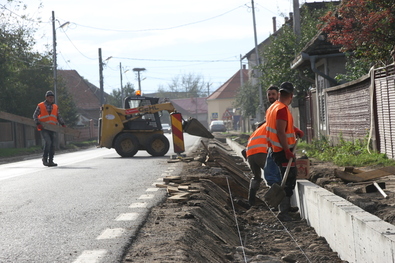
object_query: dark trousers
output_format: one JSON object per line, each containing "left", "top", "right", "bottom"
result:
{"left": 41, "top": 129, "right": 56, "bottom": 161}
{"left": 272, "top": 150, "right": 297, "bottom": 197}
{"left": 247, "top": 153, "right": 267, "bottom": 180}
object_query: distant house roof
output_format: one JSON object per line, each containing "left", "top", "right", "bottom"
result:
{"left": 57, "top": 70, "right": 110, "bottom": 121}
{"left": 207, "top": 69, "right": 248, "bottom": 100}
{"left": 170, "top": 97, "right": 208, "bottom": 115}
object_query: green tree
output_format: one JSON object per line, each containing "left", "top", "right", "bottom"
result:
{"left": 0, "top": 1, "right": 55, "bottom": 118}
{"left": 107, "top": 82, "right": 135, "bottom": 107}
{"left": 234, "top": 82, "right": 258, "bottom": 118}
{"left": 56, "top": 84, "right": 78, "bottom": 127}
{"left": 235, "top": 3, "right": 335, "bottom": 113}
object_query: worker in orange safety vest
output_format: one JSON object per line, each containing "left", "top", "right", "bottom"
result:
{"left": 33, "top": 90, "right": 66, "bottom": 167}
{"left": 265, "top": 82, "right": 304, "bottom": 221}
{"left": 244, "top": 86, "right": 282, "bottom": 206}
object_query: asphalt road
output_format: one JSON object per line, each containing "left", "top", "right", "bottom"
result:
{"left": 0, "top": 134, "right": 201, "bottom": 263}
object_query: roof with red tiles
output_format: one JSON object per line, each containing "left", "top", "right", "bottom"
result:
{"left": 207, "top": 69, "right": 248, "bottom": 100}
{"left": 58, "top": 70, "right": 101, "bottom": 110}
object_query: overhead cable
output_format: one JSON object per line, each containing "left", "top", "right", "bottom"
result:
{"left": 72, "top": 5, "right": 245, "bottom": 32}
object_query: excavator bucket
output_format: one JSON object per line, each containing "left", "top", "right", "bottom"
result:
{"left": 183, "top": 118, "right": 214, "bottom": 139}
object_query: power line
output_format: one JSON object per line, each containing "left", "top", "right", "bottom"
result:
{"left": 72, "top": 5, "right": 245, "bottom": 33}
{"left": 59, "top": 28, "right": 96, "bottom": 60}
{"left": 113, "top": 56, "right": 238, "bottom": 63}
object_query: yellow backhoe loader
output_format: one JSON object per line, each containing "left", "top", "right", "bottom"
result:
{"left": 98, "top": 94, "right": 213, "bottom": 157}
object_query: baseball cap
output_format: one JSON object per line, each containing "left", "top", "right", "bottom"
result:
{"left": 279, "top": 82, "right": 294, "bottom": 93}
{"left": 45, "top": 90, "right": 55, "bottom": 97}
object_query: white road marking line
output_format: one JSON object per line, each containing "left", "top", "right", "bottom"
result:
{"left": 96, "top": 228, "right": 126, "bottom": 240}
{"left": 138, "top": 194, "right": 154, "bottom": 199}
{"left": 72, "top": 249, "right": 107, "bottom": 263}
{"left": 129, "top": 202, "right": 148, "bottom": 208}
{"left": 115, "top": 213, "right": 139, "bottom": 221}
{"left": 146, "top": 187, "right": 159, "bottom": 192}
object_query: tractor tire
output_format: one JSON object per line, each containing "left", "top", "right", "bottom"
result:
{"left": 145, "top": 134, "right": 170, "bottom": 156}
{"left": 114, "top": 133, "right": 139, "bottom": 157}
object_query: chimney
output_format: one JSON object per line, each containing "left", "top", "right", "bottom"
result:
{"left": 285, "top": 17, "right": 289, "bottom": 23}
{"left": 272, "top": 17, "right": 276, "bottom": 32}
{"left": 289, "top": 12, "right": 293, "bottom": 21}
{"left": 243, "top": 64, "right": 246, "bottom": 69}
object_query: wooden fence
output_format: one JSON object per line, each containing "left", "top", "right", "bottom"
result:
{"left": 306, "top": 63, "right": 395, "bottom": 158}
{"left": 0, "top": 111, "right": 96, "bottom": 149}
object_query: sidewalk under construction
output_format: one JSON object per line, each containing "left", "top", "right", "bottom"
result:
{"left": 123, "top": 136, "right": 395, "bottom": 262}
{"left": 227, "top": 137, "right": 395, "bottom": 263}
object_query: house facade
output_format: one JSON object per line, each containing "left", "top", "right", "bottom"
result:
{"left": 207, "top": 68, "right": 248, "bottom": 131}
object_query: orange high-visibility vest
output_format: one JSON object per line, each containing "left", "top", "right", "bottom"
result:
{"left": 37, "top": 102, "right": 59, "bottom": 131}
{"left": 266, "top": 101, "right": 296, "bottom": 152}
{"left": 246, "top": 123, "right": 268, "bottom": 157}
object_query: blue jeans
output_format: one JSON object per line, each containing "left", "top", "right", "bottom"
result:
{"left": 41, "top": 129, "right": 56, "bottom": 161}
{"left": 264, "top": 148, "right": 282, "bottom": 186}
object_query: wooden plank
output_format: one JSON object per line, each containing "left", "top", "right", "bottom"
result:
{"left": 335, "top": 167, "right": 395, "bottom": 182}
{"left": 155, "top": 184, "right": 168, "bottom": 188}
{"left": 168, "top": 193, "right": 190, "bottom": 202}
{"left": 166, "top": 186, "right": 180, "bottom": 194}
{"left": 0, "top": 111, "right": 80, "bottom": 137}
{"left": 178, "top": 185, "right": 190, "bottom": 191}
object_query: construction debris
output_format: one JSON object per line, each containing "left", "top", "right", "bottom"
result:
{"left": 334, "top": 166, "right": 395, "bottom": 182}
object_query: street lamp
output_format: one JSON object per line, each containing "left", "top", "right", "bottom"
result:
{"left": 133, "top": 68, "right": 146, "bottom": 92}
{"left": 52, "top": 11, "right": 70, "bottom": 104}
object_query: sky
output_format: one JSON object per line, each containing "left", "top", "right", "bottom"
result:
{"left": 7, "top": 0, "right": 309, "bottom": 96}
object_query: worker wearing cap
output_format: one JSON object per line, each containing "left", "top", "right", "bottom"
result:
{"left": 244, "top": 85, "right": 282, "bottom": 206}
{"left": 265, "top": 82, "right": 303, "bottom": 221}
{"left": 33, "top": 90, "right": 66, "bottom": 167}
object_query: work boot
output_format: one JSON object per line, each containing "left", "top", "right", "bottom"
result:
{"left": 277, "top": 196, "right": 293, "bottom": 222}
{"left": 42, "top": 158, "right": 49, "bottom": 166}
{"left": 48, "top": 160, "right": 58, "bottom": 167}
{"left": 248, "top": 177, "right": 262, "bottom": 206}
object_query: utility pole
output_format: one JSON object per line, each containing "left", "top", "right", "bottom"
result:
{"left": 52, "top": 12, "right": 69, "bottom": 105}
{"left": 119, "top": 62, "right": 124, "bottom": 105}
{"left": 240, "top": 54, "right": 244, "bottom": 86}
{"left": 133, "top": 68, "right": 146, "bottom": 92}
{"left": 52, "top": 11, "right": 58, "bottom": 105}
{"left": 251, "top": 0, "right": 264, "bottom": 122}
{"left": 98, "top": 48, "right": 104, "bottom": 105}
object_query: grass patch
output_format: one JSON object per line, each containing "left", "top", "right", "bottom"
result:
{"left": 298, "top": 137, "right": 395, "bottom": 167}
{"left": 0, "top": 146, "right": 42, "bottom": 158}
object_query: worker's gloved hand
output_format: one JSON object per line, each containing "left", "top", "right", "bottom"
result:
{"left": 284, "top": 149, "right": 295, "bottom": 160}
{"left": 37, "top": 124, "right": 44, "bottom": 130}
{"left": 62, "top": 124, "right": 66, "bottom": 128}
{"left": 295, "top": 128, "right": 304, "bottom": 138}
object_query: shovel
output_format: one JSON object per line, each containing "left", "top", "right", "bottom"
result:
{"left": 264, "top": 139, "right": 299, "bottom": 208}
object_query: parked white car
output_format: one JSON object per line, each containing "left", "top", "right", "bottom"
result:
{"left": 209, "top": 120, "right": 226, "bottom": 132}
